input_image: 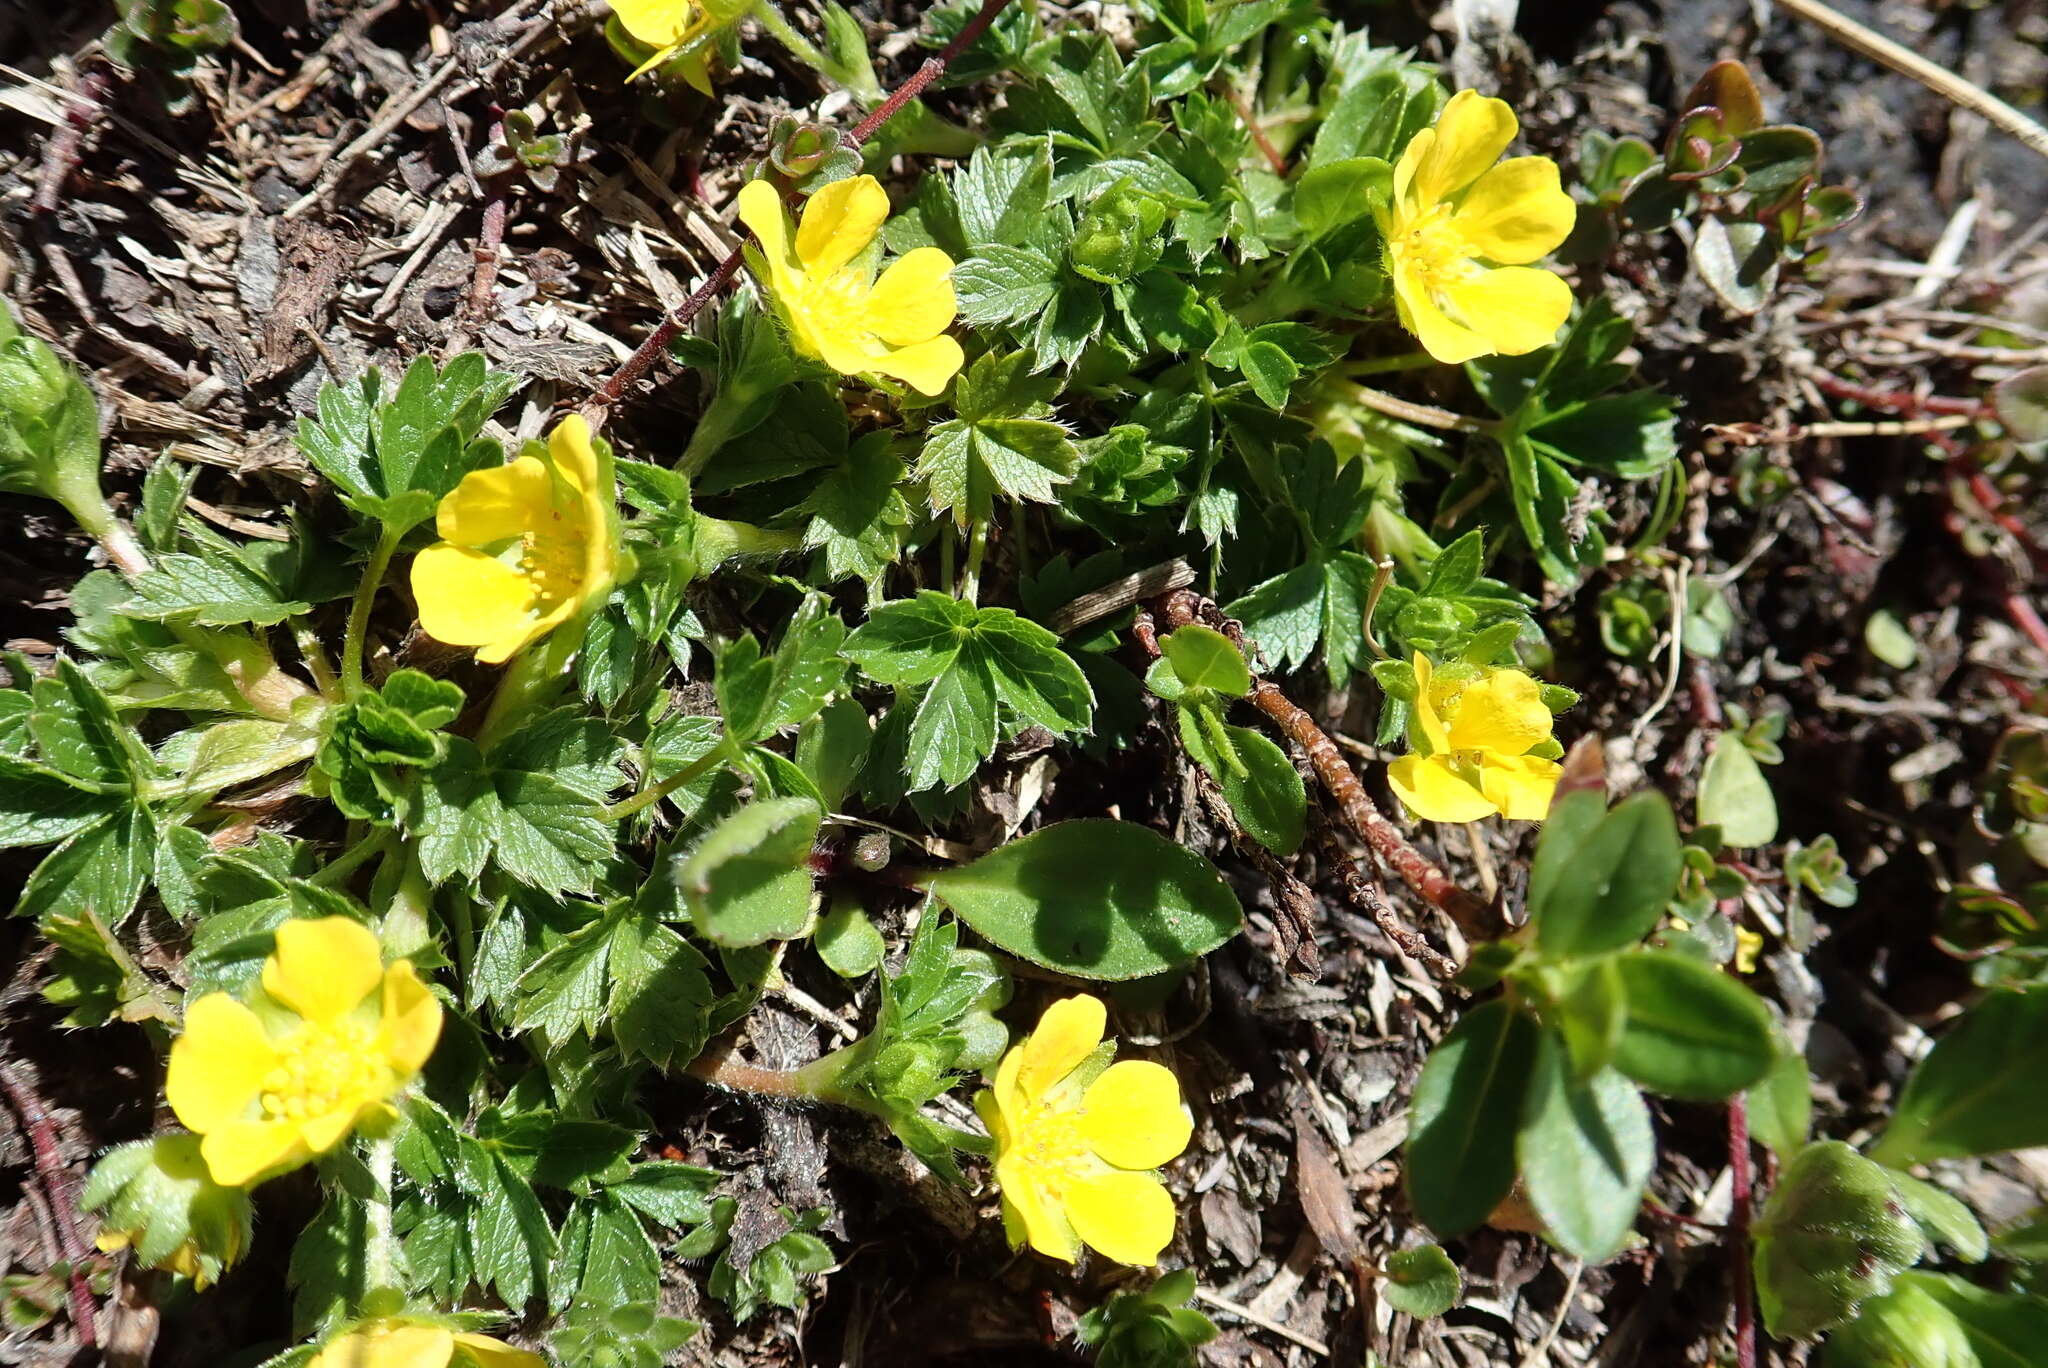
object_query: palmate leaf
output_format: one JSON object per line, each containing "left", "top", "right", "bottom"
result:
{"left": 916, "top": 352, "right": 1080, "bottom": 528}
{"left": 415, "top": 738, "right": 614, "bottom": 895}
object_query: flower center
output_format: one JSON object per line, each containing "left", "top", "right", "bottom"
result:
{"left": 1400, "top": 204, "right": 1478, "bottom": 297}
{"left": 794, "top": 269, "right": 877, "bottom": 354}
{"left": 259, "top": 1021, "right": 382, "bottom": 1122}
{"left": 518, "top": 515, "right": 587, "bottom": 608}
{"left": 1013, "top": 1100, "right": 1095, "bottom": 1198}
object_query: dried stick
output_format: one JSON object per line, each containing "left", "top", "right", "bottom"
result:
{"left": 1155, "top": 590, "right": 1491, "bottom": 941}
{"left": 1321, "top": 827, "right": 1459, "bottom": 978}
{"left": 1775, "top": 0, "right": 2048, "bottom": 163}
{"left": 0, "top": 1062, "right": 97, "bottom": 1348}
{"left": 579, "top": 0, "right": 1017, "bottom": 426}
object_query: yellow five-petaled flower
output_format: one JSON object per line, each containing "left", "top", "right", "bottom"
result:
{"left": 306, "top": 1320, "right": 542, "bottom": 1368}
{"left": 166, "top": 918, "right": 443, "bottom": 1189}
{"left": 410, "top": 414, "right": 619, "bottom": 666}
{"left": 976, "top": 995, "right": 1192, "bottom": 1266}
{"left": 1388, "top": 652, "right": 1563, "bottom": 823}
{"left": 1380, "top": 89, "right": 1577, "bottom": 364}
{"left": 738, "top": 175, "right": 965, "bottom": 397}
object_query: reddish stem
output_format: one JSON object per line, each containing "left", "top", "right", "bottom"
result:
{"left": 1155, "top": 590, "right": 1491, "bottom": 939}
{"left": 579, "top": 0, "right": 1015, "bottom": 428}
{"left": 33, "top": 66, "right": 110, "bottom": 215}
{"left": 1730, "top": 1095, "right": 1755, "bottom": 1368}
{"left": 1806, "top": 370, "right": 1992, "bottom": 420}
{"left": 0, "top": 1062, "right": 96, "bottom": 1348}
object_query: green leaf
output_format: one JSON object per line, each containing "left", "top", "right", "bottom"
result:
{"left": 1752, "top": 1141, "right": 1924, "bottom": 1340}
{"left": 1382, "top": 1244, "right": 1461, "bottom": 1319}
{"left": 1294, "top": 156, "right": 1391, "bottom": 236}
{"left": 916, "top": 351, "right": 1080, "bottom": 528}
{"left": 816, "top": 902, "right": 885, "bottom": 978}
{"left": 470, "top": 1149, "right": 555, "bottom": 1310}
{"left": 608, "top": 912, "right": 714, "bottom": 1070}
{"left": 926, "top": 819, "right": 1242, "bottom": 980}
{"left": 1528, "top": 791, "right": 1683, "bottom": 960}
{"left": 800, "top": 435, "right": 913, "bottom": 585}
{"left": 678, "top": 797, "right": 821, "bottom": 947}
{"left": 1609, "top": 950, "right": 1776, "bottom": 1099}
{"left": 1517, "top": 1032, "right": 1654, "bottom": 1261}
{"left": 123, "top": 552, "right": 313, "bottom": 628}
{"left": 0, "top": 756, "right": 117, "bottom": 849}
{"left": 287, "top": 1196, "right": 361, "bottom": 1338}
{"left": 1692, "top": 215, "right": 1779, "bottom": 315}
{"left": 1825, "top": 1272, "right": 2045, "bottom": 1368}
{"left": 415, "top": 738, "right": 614, "bottom": 895}
{"left": 1698, "top": 733, "right": 1779, "bottom": 847}
{"left": 1178, "top": 714, "right": 1306, "bottom": 856}
{"left": 1746, "top": 1038, "right": 1814, "bottom": 1159}
{"left": 1871, "top": 989, "right": 2048, "bottom": 1167}
{"left": 954, "top": 245, "right": 1063, "bottom": 327}
{"left": 16, "top": 806, "right": 153, "bottom": 926}
{"left": 1885, "top": 1171, "right": 1987, "bottom": 1263}
{"left": 1406, "top": 1000, "right": 1540, "bottom": 1237}
{"left": 1160, "top": 624, "right": 1250, "bottom": 697}
{"left": 1992, "top": 365, "right": 2048, "bottom": 444}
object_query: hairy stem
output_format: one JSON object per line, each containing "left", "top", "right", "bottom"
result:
{"left": 341, "top": 527, "right": 402, "bottom": 696}
{"left": 1730, "top": 1095, "right": 1756, "bottom": 1368}
{"left": 0, "top": 1062, "right": 96, "bottom": 1348}
{"left": 604, "top": 746, "right": 727, "bottom": 823}
{"left": 363, "top": 1131, "right": 399, "bottom": 1299}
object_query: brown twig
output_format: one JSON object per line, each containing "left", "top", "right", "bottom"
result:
{"left": 447, "top": 170, "right": 510, "bottom": 358}
{"left": 1155, "top": 590, "right": 1491, "bottom": 942}
{"left": 1729, "top": 1095, "right": 1756, "bottom": 1368}
{"left": 579, "top": 0, "right": 1017, "bottom": 427}
{"left": 32, "top": 65, "right": 110, "bottom": 215}
{"left": 1319, "top": 827, "right": 1459, "bottom": 978}
{"left": 0, "top": 1061, "right": 97, "bottom": 1347}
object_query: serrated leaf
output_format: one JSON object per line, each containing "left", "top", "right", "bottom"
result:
{"left": 678, "top": 797, "right": 821, "bottom": 947}
{"left": 415, "top": 738, "right": 613, "bottom": 894}
{"left": 123, "top": 552, "right": 313, "bottom": 627}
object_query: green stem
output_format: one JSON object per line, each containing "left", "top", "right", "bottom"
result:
{"left": 1345, "top": 351, "right": 1436, "bottom": 378}
{"left": 959, "top": 519, "right": 989, "bottom": 603}
{"left": 310, "top": 831, "right": 394, "bottom": 888}
{"left": 749, "top": 0, "right": 859, "bottom": 93}
{"left": 342, "top": 527, "right": 403, "bottom": 697}
{"left": 677, "top": 374, "right": 766, "bottom": 479}
{"left": 363, "top": 1131, "right": 399, "bottom": 1298}
{"left": 604, "top": 746, "right": 728, "bottom": 823}
{"left": 473, "top": 608, "right": 590, "bottom": 752}
{"left": 291, "top": 617, "right": 342, "bottom": 701}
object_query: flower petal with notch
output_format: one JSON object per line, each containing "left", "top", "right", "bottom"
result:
{"left": 737, "top": 175, "right": 965, "bottom": 397}
{"left": 164, "top": 917, "right": 443, "bottom": 1188}
{"left": 1381, "top": 89, "right": 1577, "bottom": 364}
{"left": 975, "top": 995, "right": 1192, "bottom": 1266}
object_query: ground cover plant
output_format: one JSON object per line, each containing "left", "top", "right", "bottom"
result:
{"left": 2, "top": 0, "right": 2047, "bottom": 1365}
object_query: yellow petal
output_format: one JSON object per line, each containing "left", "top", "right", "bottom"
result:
{"left": 410, "top": 544, "right": 539, "bottom": 659}
{"left": 974, "top": 1086, "right": 1011, "bottom": 1150}
{"left": 200, "top": 1118, "right": 308, "bottom": 1188}
{"left": 435, "top": 456, "right": 551, "bottom": 547}
{"left": 1734, "top": 926, "right": 1763, "bottom": 975}
{"left": 865, "top": 247, "right": 958, "bottom": 346}
{"left": 991, "top": 1040, "right": 1029, "bottom": 1130}
{"left": 1391, "top": 125, "right": 1434, "bottom": 216}
{"left": 610, "top": 0, "right": 694, "bottom": 48}
{"left": 1441, "top": 265, "right": 1573, "bottom": 357}
{"left": 452, "top": 1333, "right": 546, "bottom": 1368}
{"left": 1388, "top": 754, "right": 1498, "bottom": 823}
{"left": 379, "top": 961, "right": 444, "bottom": 1075}
{"left": 1064, "top": 1170, "right": 1176, "bottom": 1266}
{"left": 296, "top": 1103, "right": 366, "bottom": 1157}
{"left": 308, "top": 1324, "right": 457, "bottom": 1368}
{"left": 1393, "top": 262, "right": 1495, "bottom": 365}
{"left": 737, "top": 180, "right": 797, "bottom": 286}
{"left": 548, "top": 414, "right": 600, "bottom": 496}
{"left": 810, "top": 322, "right": 882, "bottom": 381}
{"left": 1081, "top": 1060, "right": 1192, "bottom": 1171}
{"left": 623, "top": 41, "right": 683, "bottom": 84}
{"left": 1479, "top": 752, "right": 1563, "bottom": 821}
{"left": 993, "top": 1150, "right": 1079, "bottom": 1262}
{"left": 1410, "top": 653, "right": 1449, "bottom": 754}
{"left": 1413, "top": 89, "right": 1518, "bottom": 207}
{"left": 1445, "top": 668, "right": 1552, "bottom": 756}
{"left": 1454, "top": 156, "right": 1576, "bottom": 264}
{"left": 263, "top": 917, "right": 385, "bottom": 1026}
{"left": 166, "top": 995, "right": 277, "bottom": 1134}
{"left": 1018, "top": 995, "right": 1106, "bottom": 1101}
{"left": 867, "top": 336, "right": 965, "bottom": 397}
{"left": 795, "top": 175, "right": 889, "bottom": 276}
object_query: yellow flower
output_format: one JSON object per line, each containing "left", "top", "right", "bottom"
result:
{"left": 737, "top": 175, "right": 965, "bottom": 396}
{"left": 307, "top": 1321, "right": 542, "bottom": 1368}
{"left": 410, "top": 415, "right": 619, "bottom": 666}
{"left": 1381, "top": 89, "right": 1577, "bottom": 364}
{"left": 974, "top": 995, "right": 1192, "bottom": 1266}
{"left": 1388, "top": 652, "right": 1562, "bottom": 822}
{"left": 610, "top": 0, "right": 707, "bottom": 84}
{"left": 165, "top": 918, "right": 443, "bottom": 1188}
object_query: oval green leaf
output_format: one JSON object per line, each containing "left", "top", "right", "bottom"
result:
{"left": 926, "top": 820, "right": 1243, "bottom": 980}
{"left": 1518, "top": 1031, "right": 1654, "bottom": 1261}
{"left": 1698, "top": 733, "right": 1779, "bottom": 847}
{"left": 1870, "top": 989, "right": 2048, "bottom": 1167}
{"left": 1610, "top": 950, "right": 1776, "bottom": 1100}
{"left": 1531, "top": 791, "right": 1684, "bottom": 960}
{"left": 1161, "top": 625, "right": 1251, "bottom": 698}
{"left": 1406, "top": 1000, "right": 1540, "bottom": 1237}
{"left": 1382, "top": 1244, "right": 1461, "bottom": 1319}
